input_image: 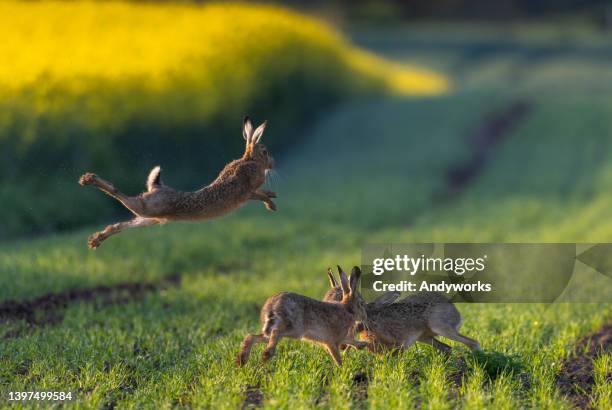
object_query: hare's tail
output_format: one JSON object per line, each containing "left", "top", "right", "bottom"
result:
{"left": 146, "top": 166, "right": 162, "bottom": 192}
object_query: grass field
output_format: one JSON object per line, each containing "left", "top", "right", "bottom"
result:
{"left": 2, "top": 21, "right": 612, "bottom": 409}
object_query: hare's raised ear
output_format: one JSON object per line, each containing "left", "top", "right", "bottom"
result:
{"left": 327, "top": 268, "right": 338, "bottom": 288}
{"left": 349, "top": 266, "right": 362, "bottom": 294}
{"left": 338, "top": 265, "right": 350, "bottom": 295}
{"left": 372, "top": 291, "right": 400, "bottom": 305}
{"left": 243, "top": 116, "right": 253, "bottom": 142}
{"left": 252, "top": 121, "right": 267, "bottom": 144}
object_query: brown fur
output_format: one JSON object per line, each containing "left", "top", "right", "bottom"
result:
{"left": 237, "top": 266, "right": 367, "bottom": 367}
{"left": 78, "top": 117, "right": 275, "bottom": 249}
{"left": 324, "top": 274, "right": 480, "bottom": 354}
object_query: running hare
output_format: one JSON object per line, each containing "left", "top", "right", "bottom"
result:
{"left": 324, "top": 272, "right": 480, "bottom": 354}
{"left": 237, "top": 266, "right": 367, "bottom": 367}
{"left": 79, "top": 117, "right": 276, "bottom": 249}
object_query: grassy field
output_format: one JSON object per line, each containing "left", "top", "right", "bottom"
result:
{"left": 2, "top": 21, "right": 612, "bottom": 409}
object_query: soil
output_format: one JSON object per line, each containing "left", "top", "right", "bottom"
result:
{"left": 556, "top": 323, "right": 612, "bottom": 409}
{"left": 0, "top": 273, "right": 180, "bottom": 336}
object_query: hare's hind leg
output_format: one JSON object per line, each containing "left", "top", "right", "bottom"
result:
{"left": 261, "top": 329, "right": 283, "bottom": 362}
{"left": 79, "top": 173, "right": 126, "bottom": 200}
{"left": 88, "top": 217, "right": 158, "bottom": 249}
{"left": 79, "top": 173, "right": 147, "bottom": 216}
{"left": 418, "top": 335, "right": 452, "bottom": 353}
{"left": 237, "top": 334, "right": 267, "bottom": 367}
{"left": 429, "top": 324, "right": 481, "bottom": 351}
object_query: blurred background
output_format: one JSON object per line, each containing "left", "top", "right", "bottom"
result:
{"left": 1, "top": 0, "right": 612, "bottom": 240}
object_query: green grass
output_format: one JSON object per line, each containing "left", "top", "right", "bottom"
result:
{"left": 2, "top": 24, "right": 612, "bottom": 409}
{"left": 593, "top": 353, "right": 612, "bottom": 409}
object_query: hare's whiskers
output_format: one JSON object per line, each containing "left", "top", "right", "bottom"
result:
{"left": 266, "top": 169, "right": 282, "bottom": 188}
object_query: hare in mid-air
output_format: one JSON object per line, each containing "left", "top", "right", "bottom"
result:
{"left": 324, "top": 271, "right": 480, "bottom": 354}
{"left": 237, "top": 266, "right": 367, "bottom": 367}
{"left": 79, "top": 117, "right": 276, "bottom": 249}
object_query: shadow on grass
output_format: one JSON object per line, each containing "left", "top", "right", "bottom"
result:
{"left": 470, "top": 350, "right": 525, "bottom": 380}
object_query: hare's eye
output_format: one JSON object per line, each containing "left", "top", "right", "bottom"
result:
{"left": 262, "top": 148, "right": 267, "bottom": 154}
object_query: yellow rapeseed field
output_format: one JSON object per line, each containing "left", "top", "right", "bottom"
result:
{"left": 0, "top": 1, "right": 447, "bottom": 94}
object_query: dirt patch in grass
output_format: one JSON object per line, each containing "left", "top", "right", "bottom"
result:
{"left": 556, "top": 323, "right": 612, "bottom": 409}
{"left": 313, "top": 374, "right": 331, "bottom": 407}
{"left": 0, "top": 273, "right": 180, "bottom": 337}
{"left": 449, "top": 357, "right": 468, "bottom": 387}
{"left": 350, "top": 371, "right": 369, "bottom": 408}
{"left": 241, "top": 384, "right": 264, "bottom": 409}
{"left": 444, "top": 99, "right": 532, "bottom": 198}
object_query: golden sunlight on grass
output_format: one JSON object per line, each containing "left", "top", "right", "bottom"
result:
{"left": 345, "top": 48, "right": 450, "bottom": 95}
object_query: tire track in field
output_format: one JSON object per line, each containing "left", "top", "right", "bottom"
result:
{"left": 241, "top": 384, "right": 264, "bottom": 409}
{"left": 444, "top": 99, "right": 532, "bottom": 198}
{"left": 556, "top": 323, "right": 612, "bottom": 409}
{"left": 0, "top": 273, "right": 181, "bottom": 338}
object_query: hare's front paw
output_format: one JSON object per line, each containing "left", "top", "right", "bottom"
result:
{"left": 236, "top": 353, "right": 247, "bottom": 367}
{"left": 261, "top": 348, "right": 275, "bottom": 362}
{"left": 264, "top": 200, "right": 277, "bottom": 212}
{"left": 343, "top": 341, "right": 368, "bottom": 351}
{"left": 261, "top": 190, "right": 276, "bottom": 198}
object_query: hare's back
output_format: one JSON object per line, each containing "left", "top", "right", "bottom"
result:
{"left": 260, "top": 292, "right": 311, "bottom": 326}
{"left": 412, "top": 293, "right": 462, "bottom": 330}
{"left": 400, "top": 292, "right": 461, "bottom": 327}
{"left": 261, "top": 292, "right": 349, "bottom": 334}
{"left": 139, "top": 186, "right": 186, "bottom": 217}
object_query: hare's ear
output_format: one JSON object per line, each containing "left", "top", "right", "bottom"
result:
{"left": 243, "top": 116, "right": 253, "bottom": 143}
{"left": 349, "top": 266, "right": 362, "bottom": 294}
{"left": 252, "top": 121, "right": 267, "bottom": 144}
{"left": 372, "top": 291, "right": 400, "bottom": 305}
{"left": 338, "top": 265, "right": 350, "bottom": 295}
{"left": 327, "top": 268, "right": 338, "bottom": 288}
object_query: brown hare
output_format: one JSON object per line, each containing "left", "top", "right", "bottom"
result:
{"left": 79, "top": 117, "right": 276, "bottom": 249}
{"left": 324, "top": 271, "right": 480, "bottom": 354}
{"left": 237, "top": 266, "right": 367, "bottom": 367}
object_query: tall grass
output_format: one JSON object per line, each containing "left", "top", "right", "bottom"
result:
{"left": 0, "top": 1, "right": 447, "bottom": 238}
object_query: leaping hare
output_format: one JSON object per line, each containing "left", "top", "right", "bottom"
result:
{"left": 324, "top": 271, "right": 480, "bottom": 354}
{"left": 79, "top": 117, "right": 276, "bottom": 249}
{"left": 237, "top": 266, "right": 367, "bottom": 367}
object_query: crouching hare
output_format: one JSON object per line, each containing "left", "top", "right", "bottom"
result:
{"left": 324, "top": 271, "right": 480, "bottom": 354}
{"left": 237, "top": 266, "right": 367, "bottom": 367}
{"left": 79, "top": 117, "right": 276, "bottom": 249}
